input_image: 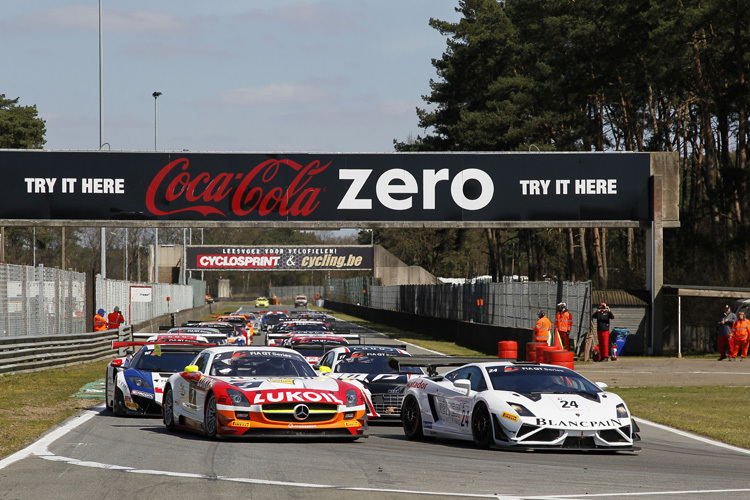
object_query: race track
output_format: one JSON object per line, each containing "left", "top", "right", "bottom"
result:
{"left": 1, "top": 311, "right": 749, "bottom": 500}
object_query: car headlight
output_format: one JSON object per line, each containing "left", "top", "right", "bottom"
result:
{"left": 508, "top": 402, "right": 535, "bottom": 417}
{"left": 616, "top": 403, "right": 629, "bottom": 419}
{"left": 128, "top": 376, "right": 152, "bottom": 389}
{"left": 346, "top": 389, "right": 358, "bottom": 407}
{"left": 226, "top": 389, "right": 250, "bottom": 406}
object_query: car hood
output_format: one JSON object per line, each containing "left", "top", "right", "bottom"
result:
{"left": 331, "top": 372, "right": 416, "bottom": 387}
{"left": 221, "top": 375, "right": 345, "bottom": 392}
{"left": 218, "top": 376, "right": 353, "bottom": 406}
{"left": 497, "top": 391, "right": 625, "bottom": 424}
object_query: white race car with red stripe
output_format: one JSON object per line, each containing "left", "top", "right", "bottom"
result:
{"left": 161, "top": 346, "right": 374, "bottom": 439}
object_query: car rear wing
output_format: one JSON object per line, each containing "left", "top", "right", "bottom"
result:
{"left": 351, "top": 339, "right": 408, "bottom": 349}
{"left": 388, "top": 356, "right": 518, "bottom": 377}
{"left": 112, "top": 341, "right": 217, "bottom": 350}
{"left": 266, "top": 331, "right": 361, "bottom": 344}
{"left": 134, "top": 331, "right": 228, "bottom": 342}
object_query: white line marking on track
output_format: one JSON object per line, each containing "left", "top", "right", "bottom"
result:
{"left": 525, "top": 487, "right": 750, "bottom": 499}
{"left": 0, "top": 404, "right": 100, "bottom": 470}
{"left": 634, "top": 417, "right": 750, "bottom": 455}
{"left": 3, "top": 404, "right": 749, "bottom": 500}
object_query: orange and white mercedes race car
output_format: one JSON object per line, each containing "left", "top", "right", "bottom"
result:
{"left": 162, "top": 346, "right": 375, "bottom": 439}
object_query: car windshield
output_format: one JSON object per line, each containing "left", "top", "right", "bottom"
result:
{"left": 486, "top": 365, "right": 600, "bottom": 395}
{"left": 132, "top": 350, "right": 198, "bottom": 372}
{"left": 290, "top": 345, "right": 327, "bottom": 357}
{"left": 283, "top": 324, "right": 327, "bottom": 331}
{"left": 209, "top": 350, "right": 316, "bottom": 378}
{"left": 335, "top": 353, "right": 423, "bottom": 374}
{"left": 290, "top": 342, "right": 346, "bottom": 356}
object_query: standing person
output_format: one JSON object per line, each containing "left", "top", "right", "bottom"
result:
{"left": 107, "top": 306, "right": 125, "bottom": 330}
{"left": 731, "top": 311, "right": 750, "bottom": 361}
{"left": 717, "top": 304, "right": 736, "bottom": 361}
{"left": 533, "top": 311, "right": 552, "bottom": 345}
{"left": 93, "top": 308, "right": 107, "bottom": 332}
{"left": 592, "top": 302, "right": 615, "bottom": 361}
{"left": 554, "top": 302, "right": 573, "bottom": 350}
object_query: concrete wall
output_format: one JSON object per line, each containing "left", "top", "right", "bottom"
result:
{"left": 373, "top": 245, "right": 438, "bottom": 286}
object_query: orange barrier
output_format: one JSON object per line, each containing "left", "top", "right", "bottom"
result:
{"left": 525, "top": 342, "right": 546, "bottom": 362}
{"left": 542, "top": 350, "right": 575, "bottom": 370}
{"left": 535, "top": 345, "right": 557, "bottom": 363}
{"left": 497, "top": 341, "right": 518, "bottom": 360}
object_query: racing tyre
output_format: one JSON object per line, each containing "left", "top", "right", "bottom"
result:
{"left": 114, "top": 388, "right": 126, "bottom": 417}
{"left": 163, "top": 386, "right": 176, "bottom": 432}
{"left": 471, "top": 403, "right": 493, "bottom": 449}
{"left": 401, "top": 395, "right": 424, "bottom": 440}
{"left": 204, "top": 393, "right": 218, "bottom": 439}
{"left": 104, "top": 377, "right": 112, "bottom": 412}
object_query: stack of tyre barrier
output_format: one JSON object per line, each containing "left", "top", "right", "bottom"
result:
{"left": 525, "top": 342, "right": 546, "bottom": 362}
{"left": 497, "top": 341, "right": 518, "bottom": 360}
{"left": 523, "top": 341, "right": 575, "bottom": 369}
{"left": 536, "top": 344, "right": 557, "bottom": 363}
{"left": 541, "top": 349, "right": 575, "bottom": 369}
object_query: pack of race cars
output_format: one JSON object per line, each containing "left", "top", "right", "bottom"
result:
{"left": 105, "top": 307, "right": 640, "bottom": 451}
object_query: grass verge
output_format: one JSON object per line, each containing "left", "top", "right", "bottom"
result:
{"left": 0, "top": 360, "right": 109, "bottom": 460}
{"left": 610, "top": 386, "right": 750, "bottom": 449}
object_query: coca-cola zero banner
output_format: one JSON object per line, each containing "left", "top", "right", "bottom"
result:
{"left": 1, "top": 150, "right": 652, "bottom": 223}
{"left": 186, "top": 245, "right": 373, "bottom": 271}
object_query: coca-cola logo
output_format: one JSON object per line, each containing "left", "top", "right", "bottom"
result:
{"left": 145, "top": 158, "right": 330, "bottom": 217}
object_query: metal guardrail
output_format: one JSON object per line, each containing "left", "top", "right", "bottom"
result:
{"left": 0, "top": 302, "right": 219, "bottom": 376}
{"left": 0, "top": 328, "right": 130, "bottom": 375}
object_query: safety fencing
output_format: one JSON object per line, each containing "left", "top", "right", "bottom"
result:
{"left": 0, "top": 262, "right": 204, "bottom": 338}
{"left": 0, "top": 301, "right": 221, "bottom": 375}
{"left": 324, "top": 277, "right": 593, "bottom": 342}
{"left": 269, "top": 285, "right": 327, "bottom": 306}
{"left": 325, "top": 277, "right": 379, "bottom": 306}
{"left": 95, "top": 275, "right": 198, "bottom": 327}
{"left": 0, "top": 264, "right": 87, "bottom": 338}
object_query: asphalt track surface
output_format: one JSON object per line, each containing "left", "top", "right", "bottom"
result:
{"left": 1, "top": 310, "right": 749, "bottom": 500}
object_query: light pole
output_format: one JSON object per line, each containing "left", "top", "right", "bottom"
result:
{"left": 99, "top": 0, "right": 103, "bottom": 149}
{"left": 152, "top": 91, "right": 162, "bottom": 150}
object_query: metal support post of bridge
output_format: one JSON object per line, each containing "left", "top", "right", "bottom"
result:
{"left": 646, "top": 174, "right": 664, "bottom": 355}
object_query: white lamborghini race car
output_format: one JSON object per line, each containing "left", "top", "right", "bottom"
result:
{"left": 394, "top": 358, "right": 640, "bottom": 451}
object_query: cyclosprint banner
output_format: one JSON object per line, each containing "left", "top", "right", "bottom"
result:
{"left": 1, "top": 150, "right": 653, "bottom": 223}
{"left": 186, "top": 245, "right": 373, "bottom": 271}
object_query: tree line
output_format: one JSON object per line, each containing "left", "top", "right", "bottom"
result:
{"left": 387, "top": 0, "right": 750, "bottom": 287}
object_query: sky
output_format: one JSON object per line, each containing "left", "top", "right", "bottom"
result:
{"left": 2, "top": 1, "right": 462, "bottom": 153}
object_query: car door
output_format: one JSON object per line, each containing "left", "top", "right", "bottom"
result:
{"left": 176, "top": 352, "right": 210, "bottom": 418}
{"left": 434, "top": 366, "right": 486, "bottom": 437}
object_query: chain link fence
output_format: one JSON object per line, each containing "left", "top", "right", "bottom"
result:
{"left": 0, "top": 262, "right": 204, "bottom": 337}
{"left": 325, "top": 277, "right": 593, "bottom": 342}
{"left": 269, "top": 285, "right": 326, "bottom": 306}
{"left": 0, "top": 264, "right": 86, "bottom": 338}
{"left": 95, "top": 275, "right": 198, "bottom": 326}
{"left": 326, "top": 277, "right": 378, "bottom": 306}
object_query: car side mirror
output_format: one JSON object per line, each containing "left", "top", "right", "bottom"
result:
{"left": 595, "top": 381, "right": 609, "bottom": 390}
{"left": 318, "top": 365, "right": 331, "bottom": 374}
{"left": 184, "top": 365, "right": 200, "bottom": 373}
{"left": 454, "top": 379, "right": 472, "bottom": 395}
